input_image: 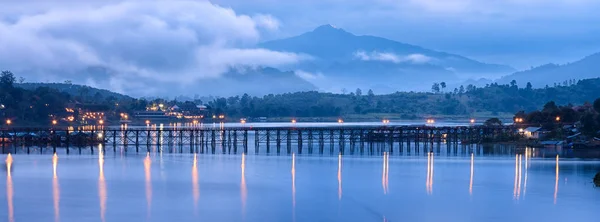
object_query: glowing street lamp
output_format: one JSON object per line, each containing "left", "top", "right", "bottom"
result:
{"left": 240, "top": 119, "right": 246, "bottom": 124}
{"left": 470, "top": 119, "right": 476, "bottom": 124}
{"left": 338, "top": 119, "right": 344, "bottom": 123}
{"left": 98, "top": 120, "right": 104, "bottom": 125}
{"left": 145, "top": 120, "right": 151, "bottom": 125}
{"left": 192, "top": 120, "right": 199, "bottom": 125}
{"left": 291, "top": 119, "right": 297, "bottom": 124}
{"left": 52, "top": 120, "right": 57, "bottom": 125}
{"left": 555, "top": 116, "right": 561, "bottom": 122}
{"left": 6, "top": 119, "right": 11, "bottom": 125}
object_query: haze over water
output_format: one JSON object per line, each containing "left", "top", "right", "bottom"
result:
{"left": 2, "top": 144, "right": 600, "bottom": 222}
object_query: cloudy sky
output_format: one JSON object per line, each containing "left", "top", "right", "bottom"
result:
{"left": 212, "top": 0, "right": 600, "bottom": 68}
{"left": 1, "top": 0, "right": 598, "bottom": 95}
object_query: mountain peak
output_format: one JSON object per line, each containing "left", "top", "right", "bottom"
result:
{"left": 311, "top": 24, "right": 352, "bottom": 36}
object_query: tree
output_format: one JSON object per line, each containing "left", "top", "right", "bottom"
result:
{"left": 510, "top": 80, "right": 517, "bottom": 87}
{"left": 594, "top": 98, "right": 600, "bottom": 113}
{"left": 458, "top": 85, "right": 465, "bottom": 95}
{"left": 64, "top": 80, "right": 72, "bottom": 85}
{"left": 484, "top": 118, "right": 503, "bottom": 127}
{"left": 543, "top": 101, "right": 558, "bottom": 113}
{"left": 367, "top": 89, "right": 374, "bottom": 97}
{"left": 355, "top": 88, "right": 362, "bottom": 97}
{"left": 466, "top": 84, "right": 475, "bottom": 92}
{"left": 18, "top": 77, "right": 25, "bottom": 84}
{"left": 431, "top": 83, "right": 440, "bottom": 93}
{"left": 341, "top": 88, "right": 347, "bottom": 94}
{"left": 440, "top": 82, "right": 446, "bottom": 92}
{"left": 0, "top": 70, "right": 16, "bottom": 88}
{"left": 526, "top": 82, "right": 533, "bottom": 91}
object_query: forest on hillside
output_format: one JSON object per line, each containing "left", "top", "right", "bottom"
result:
{"left": 206, "top": 78, "right": 600, "bottom": 118}
{"left": 2, "top": 67, "right": 600, "bottom": 124}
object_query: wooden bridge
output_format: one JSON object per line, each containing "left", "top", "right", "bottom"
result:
{"left": 0, "top": 125, "right": 519, "bottom": 155}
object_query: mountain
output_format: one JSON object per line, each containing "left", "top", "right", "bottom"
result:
{"left": 17, "top": 83, "right": 132, "bottom": 100}
{"left": 259, "top": 25, "right": 515, "bottom": 93}
{"left": 497, "top": 53, "right": 600, "bottom": 87}
{"left": 20, "top": 66, "right": 317, "bottom": 98}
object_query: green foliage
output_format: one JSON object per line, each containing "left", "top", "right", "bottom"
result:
{"left": 1, "top": 71, "right": 16, "bottom": 88}
{"left": 594, "top": 98, "right": 600, "bottom": 113}
{"left": 484, "top": 118, "right": 503, "bottom": 126}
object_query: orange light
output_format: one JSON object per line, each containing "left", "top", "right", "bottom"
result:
{"left": 145, "top": 120, "right": 150, "bottom": 125}
{"left": 240, "top": 119, "right": 246, "bottom": 124}
{"left": 291, "top": 119, "right": 297, "bottom": 124}
{"left": 470, "top": 119, "right": 475, "bottom": 124}
{"left": 192, "top": 120, "right": 199, "bottom": 124}
{"left": 52, "top": 120, "right": 57, "bottom": 125}
{"left": 98, "top": 120, "right": 104, "bottom": 125}
{"left": 6, "top": 119, "right": 11, "bottom": 125}
{"left": 338, "top": 119, "right": 344, "bottom": 123}
{"left": 555, "top": 116, "right": 561, "bottom": 122}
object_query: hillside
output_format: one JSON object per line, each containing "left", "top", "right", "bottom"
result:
{"left": 497, "top": 53, "right": 600, "bottom": 88}
{"left": 17, "top": 83, "right": 132, "bottom": 100}
{"left": 209, "top": 78, "right": 600, "bottom": 118}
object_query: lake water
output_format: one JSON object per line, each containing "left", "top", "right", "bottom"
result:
{"left": 2, "top": 146, "right": 600, "bottom": 222}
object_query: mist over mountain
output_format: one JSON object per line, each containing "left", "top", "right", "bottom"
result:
{"left": 497, "top": 53, "right": 600, "bottom": 88}
{"left": 59, "top": 66, "right": 317, "bottom": 98}
{"left": 260, "top": 24, "right": 516, "bottom": 93}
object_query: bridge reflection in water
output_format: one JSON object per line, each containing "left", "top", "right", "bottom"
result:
{"left": 1, "top": 125, "right": 526, "bottom": 157}
{"left": 2, "top": 144, "right": 579, "bottom": 222}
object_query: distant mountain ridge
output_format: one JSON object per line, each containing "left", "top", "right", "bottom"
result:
{"left": 497, "top": 52, "right": 600, "bottom": 87}
{"left": 17, "top": 82, "right": 132, "bottom": 100}
{"left": 259, "top": 24, "right": 515, "bottom": 93}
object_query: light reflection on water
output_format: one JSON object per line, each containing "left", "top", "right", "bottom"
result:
{"left": 337, "top": 153, "right": 342, "bottom": 200}
{"left": 5, "top": 154, "right": 14, "bottom": 222}
{"left": 382, "top": 152, "right": 389, "bottom": 195}
{"left": 144, "top": 152, "right": 152, "bottom": 218}
{"left": 99, "top": 148, "right": 106, "bottom": 222}
{"left": 192, "top": 154, "right": 199, "bottom": 211}
{"left": 52, "top": 154, "right": 60, "bottom": 222}
{"left": 1, "top": 149, "right": 600, "bottom": 222}
{"left": 469, "top": 153, "right": 474, "bottom": 195}
{"left": 241, "top": 153, "right": 247, "bottom": 217}
{"left": 426, "top": 152, "right": 434, "bottom": 195}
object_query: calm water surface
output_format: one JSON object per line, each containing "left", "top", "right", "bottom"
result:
{"left": 1, "top": 149, "right": 600, "bottom": 222}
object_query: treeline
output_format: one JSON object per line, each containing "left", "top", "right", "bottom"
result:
{"left": 204, "top": 78, "right": 600, "bottom": 118}
{"left": 3, "top": 67, "right": 600, "bottom": 124}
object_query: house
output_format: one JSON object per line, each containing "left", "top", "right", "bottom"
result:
{"left": 522, "top": 127, "right": 545, "bottom": 139}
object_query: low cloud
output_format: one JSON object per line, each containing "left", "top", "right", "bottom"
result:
{"left": 0, "top": 0, "right": 303, "bottom": 96}
{"left": 294, "top": 70, "right": 325, "bottom": 81}
{"left": 354, "top": 51, "right": 432, "bottom": 64}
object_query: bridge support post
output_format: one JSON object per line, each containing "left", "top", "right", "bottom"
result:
{"left": 297, "top": 130, "right": 303, "bottom": 154}
{"left": 276, "top": 130, "right": 281, "bottom": 154}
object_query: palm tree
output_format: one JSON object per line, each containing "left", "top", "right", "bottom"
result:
{"left": 440, "top": 82, "right": 446, "bottom": 93}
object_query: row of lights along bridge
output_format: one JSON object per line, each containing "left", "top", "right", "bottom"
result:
{"left": 3, "top": 118, "right": 483, "bottom": 126}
